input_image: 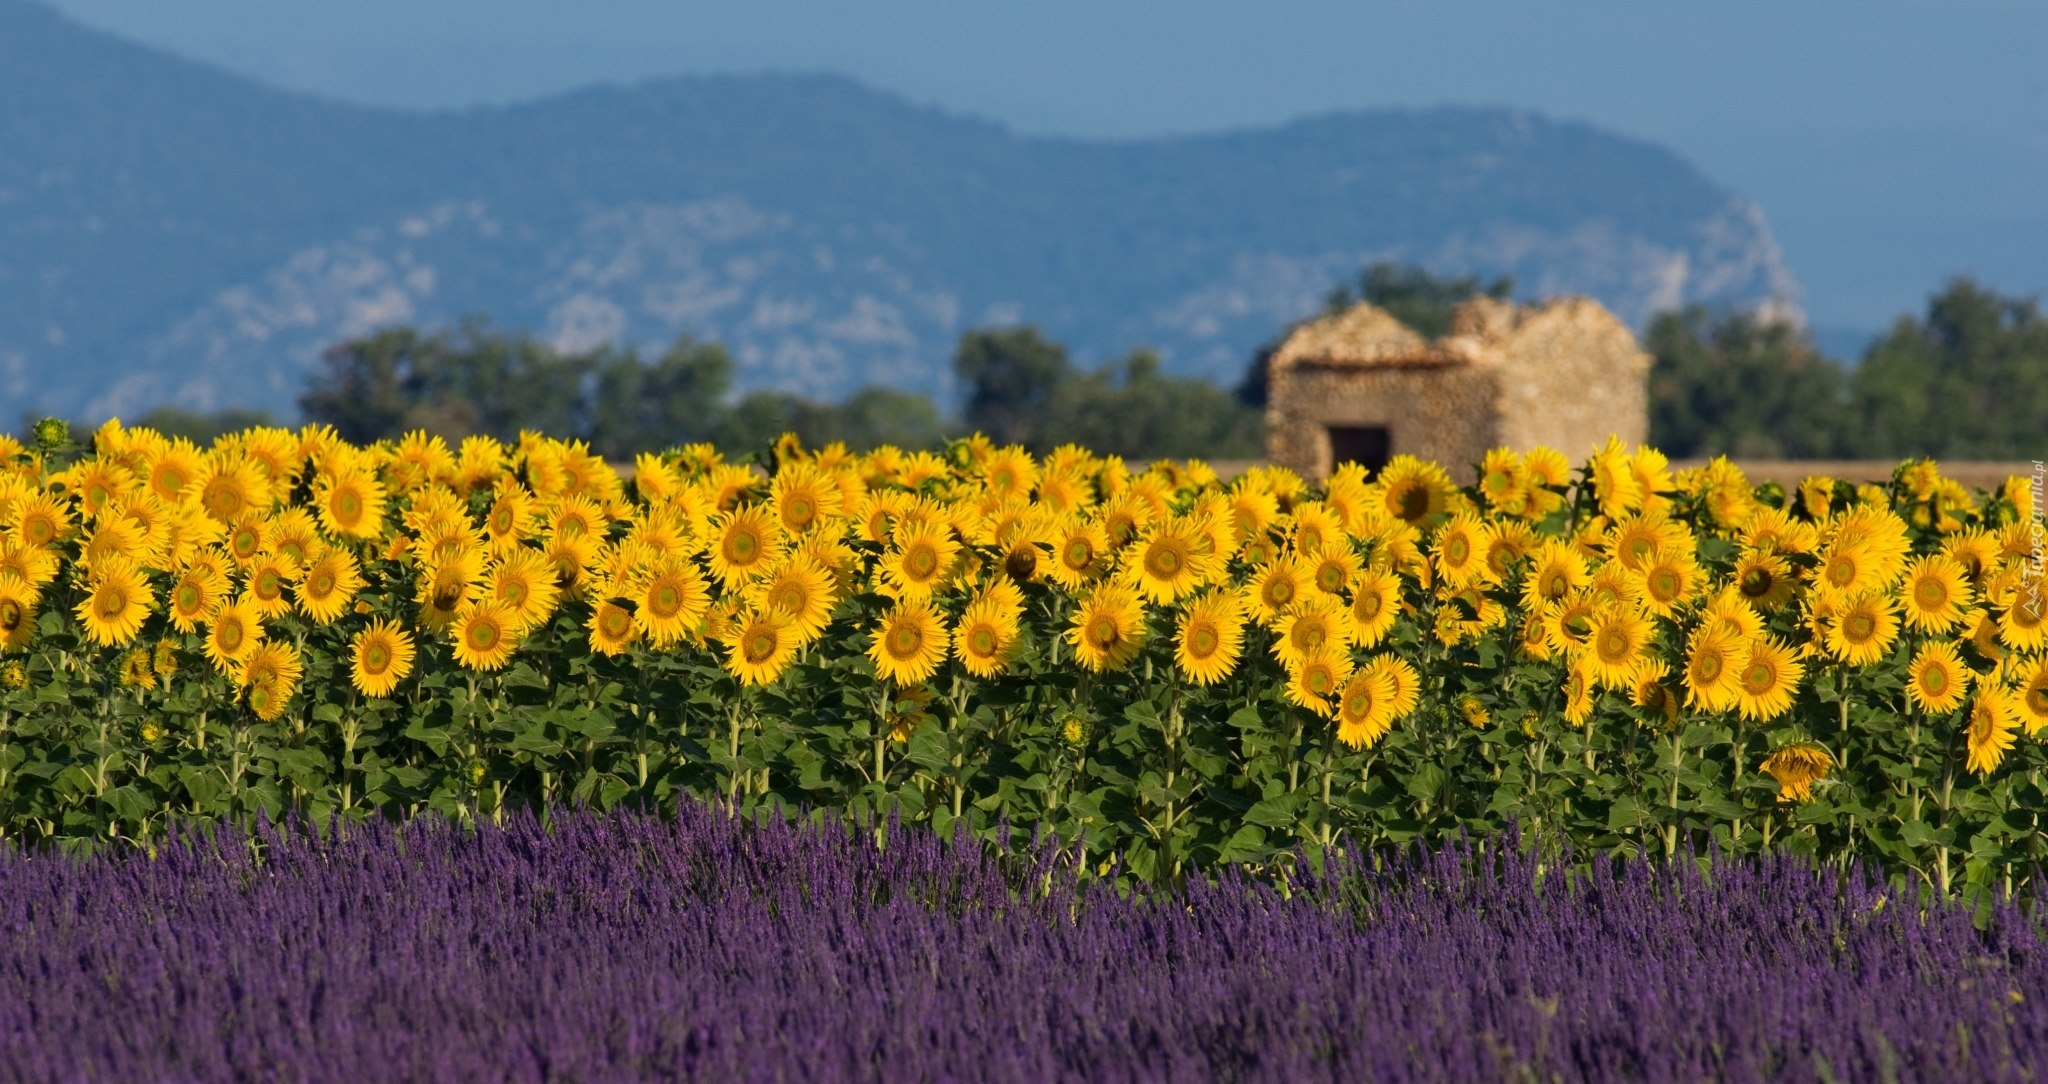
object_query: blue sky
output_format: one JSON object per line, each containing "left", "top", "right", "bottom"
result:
{"left": 41, "top": 0, "right": 2047, "bottom": 337}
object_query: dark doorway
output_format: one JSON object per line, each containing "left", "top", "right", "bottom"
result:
{"left": 1327, "top": 425, "right": 1391, "bottom": 475}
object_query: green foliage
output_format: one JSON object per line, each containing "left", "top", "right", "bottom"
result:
{"left": 1650, "top": 278, "right": 2048, "bottom": 461}
{"left": 1645, "top": 306, "right": 1853, "bottom": 458}
{"left": 1851, "top": 277, "right": 2048, "bottom": 459}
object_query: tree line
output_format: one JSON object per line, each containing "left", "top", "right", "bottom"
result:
{"left": 105, "top": 265, "right": 2048, "bottom": 463}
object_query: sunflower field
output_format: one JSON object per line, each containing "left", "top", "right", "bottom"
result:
{"left": 0, "top": 417, "right": 2043, "bottom": 895}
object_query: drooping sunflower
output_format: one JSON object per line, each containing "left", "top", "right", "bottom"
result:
{"left": 1123, "top": 516, "right": 1217, "bottom": 604}
{"left": 1583, "top": 607, "right": 1652, "bottom": 690}
{"left": 315, "top": 469, "right": 387, "bottom": 540}
{"left": 1683, "top": 627, "right": 1746, "bottom": 713}
{"left": 1965, "top": 685, "right": 2022, "bottom": 777}
{"left": 76, "top": 557, "right": 152, "bottom": 647}
{"left": 349, "top": 619, "right": 416, "bottom": 698}
{"left": 1759, "top": 742, "right": 1834, "bottom": 803}
{"left": 1587, "top": 436, "right": 1642, "bottom": 519}
{"left": 1964, "top": 608, "right": 2008, "bottom": 668}
{"left": 586, "top": 600, "right": 638, "bottom": 658}
{"left": 868, "top": 598, "right": 948, "bottom": 685}
{"left": 1905, "top": 641, "right": 1972, "bottom": 714}
{"left": 451, "top": 600, "right": 520, "bottom": 671}
{"left": 952, "top": 595, "right": 1023, "bottom": 679}
{"left": 1824, "top": 592, "right": 1900, "bottom": 667}
{"left": 1733, "top": 637, "right": 1803, "bottom": 722}
{"left": 1900, "top": 555, "right": 1973, "bottom": 633}
{"left": 117, "top": 646, "right": 157, "bottom": 690}
{"left": 707, "top": 506, "right": 785, "bottom": 589}
{"left": 1173, "top": 589, "right": 1246, "bottom": 686}
{"left": 1562, "top": 658, "right": 1598, "bottom": 725}
{"left": 296, "top": 546, "right": 363, "bottom": 625}
{"left": 1067, "top": 584, "right": 1147, "bottom": 673}
{"left": 879, "top": 520, "right": 960, "bottom": 602}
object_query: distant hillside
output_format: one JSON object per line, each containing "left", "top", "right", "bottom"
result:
{"left": 0, "top": 0, "right": 1801, "bottom": 422}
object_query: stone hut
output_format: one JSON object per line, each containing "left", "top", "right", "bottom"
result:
{"left": 1264, "top": 296, "right": 1650, "bottom": 484}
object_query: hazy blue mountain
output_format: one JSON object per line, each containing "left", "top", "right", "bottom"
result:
{"left": 0, "top": 0, "right": 1801, "bottom": 422}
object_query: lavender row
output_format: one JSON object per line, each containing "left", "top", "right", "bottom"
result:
{"left": 0, "top": 805, "right": 2042, "bottom": 1082}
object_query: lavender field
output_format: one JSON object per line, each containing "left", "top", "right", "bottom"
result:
{"left": 1, "top": 805, "right": 2043, "bottom": 1083}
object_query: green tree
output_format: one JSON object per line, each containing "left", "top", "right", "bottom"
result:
{"left": 1849, "top": 277, "right": 2048, "bottom": 458}
{"left": 1644, "top": 306, "right": 1852, "bottom": 459}
{"left": 953, "top": 327, "right": 1072, "bottom": 449}
{"left": 1052, "top": 350, "right": 1262, "bottom": 461}
{"left": 588, "top": 336, "right": 736, "bottom": 458}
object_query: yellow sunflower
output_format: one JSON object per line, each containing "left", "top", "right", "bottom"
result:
{"left": 1244, "top": 554, "right": 1308, "bottom": 628}
{"left": 1999, "top": 593, "right": 2047, "bottom": 653}
{"left": 1173, "top": 589, "right": 1246, "bottom": 686}
{"left": 1965, "top": 686, "right": 2022, "bottom": 777}
{"left": 2015, "top": 654, "right": 2048, "bottom": 736}
{"left": 165, "top": 563, "right": 228, "bottom": 633}
{"left": 1272, "top": 595, "right": 1355, "bottom": 669}
{"left": 1588, "top": 436, "right": 1642, "bottom": 519}
{"left": 1759, "top": 742, "right": 1833, "bottom": 803}
{"left": 1683, "top": 627, "right": 1746, "bottom": 713}
{"left": 1431, "top": 512, "right": 1493, "bottom": 589}
{"left": 707, "top": 506, "right": 785, "bottom": 589}
{"left": 1541, "top": 591, "right": 1605, "bottom": 658}
{"left": 868, "top": 598, "right": 949, "bottom": 685}
{"left": 1284, "top": 648, "right": 1351, "bottom": 718}
{"left": 1123, "top": 516, "right": 1218, "bottom": 604}
{"left": 486, "top": 547, "right": 562, "bottom": 633}
{"left": 1348, "top": 566, "right": 1402, "bottom": 649}
{"left": 296, "top": 547, "right": 363, "bottom": 625}
{"left": 416, "top": 550, "right": 485, "bottom": 631}
{"left": 1067, "top": 584, "right": 1147, "bottom": 673}
{"left": 197, "top": 457, "right": 271, "bottom": 523}
{"left": 1046, "top": 518, "right": 1109, "bottom": 590}
{"left": 9, "top": 491, "right": 73, "bottom": 550}
{"left": 1899, "top": 556, "right": 1972, "bottom": 633}
{"left": 348, "top": 619, "right": 416, "bottom": 698}
{"left": 1583, "top": 607, "right": 1652, "bottom": 690}
{"left": 1335, "top": 663, "right": 1399, "bottom": 749}
{"left": 747, "top": 555, "right": 837, "bottom": 645}
{"left": 451, "top": 601, "right": 519, "bottom": 671}
{"left": 880, "top": 520, "right": 960, "bottom": 601}
{"left": 76, "top": 557, "right": 152, "bottom": 647}
{"left": 1824, "top": 592, "right": 1900, "bottom": 667}
{"left": 1476, "top": 448, "right": 1527, "bottom": 514}
{"left": 315, "top": 469, "right": 387, "bottom": 540}
{"left": 202, "top": 597, "right": 262, "bottom": 677}
{"left": 1730, "top": 551, "right": 1798, "bottom": 612}
{"left": 1635, "top": 550, "right": 1703, "bottom": 619}
{"left": 1906, "top": 641, "right": 1972, "bottom": 714}
{"left": 769, "top": 464, "right": 843, "bottom": 536}
{"left": 240, "top": 641, "right": 303, "bottom": 721}
{"left": 0, "top": 573, "right": 37, "bottom": 652}
{"left": 586, "top": 600, "right": 638, "bottom": 658}
{"left": 1519, "top": 540, "right": 1589, "bottom": 613}
{"left": 952, "top": 595, "right": 1023, "bottom": 679}
{"left": 1733, "top": 637, "right": 1802, "bottom": 722}
{"left": 1373, "top": 455, "right": 1452, "bottom": 525}
{"left": 1628, "top": 662, "right": 1683, "bottom": 729}
{"left": 1562, "top": 658, "right": 1598, "bottom": 725}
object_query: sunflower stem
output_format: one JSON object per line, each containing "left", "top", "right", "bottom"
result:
{"left": 1664, "top": 730, "right": 1682, "bottom": 860}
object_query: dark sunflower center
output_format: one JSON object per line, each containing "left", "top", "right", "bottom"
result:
{"left": 969, "top": 627, "right": 999, "bottom": 656}
{"left": 1843, "top": 614, "right": 1875, "bottom": 642}
{"left": 1005, "top": 548, "right": 1037, "bottom": 580}
{"left": 1356, "top": 594, "right": 1382, "bottom": 621}
{"left": 1922, "top": 667, "right": 1949, "bottom": 695}
{"left": 1826, "top": 555, "right": 1856, "bottom": 587}
{"left": 337, "top": 492, "right": 361, "bottom": 520}
{"left": 601, "top": 609, "right": 632, "bottom": 639}
{"left": 745, "top": 630, "right": 778, "bottom": 664}
{"left": 1146, "top": 544, "right": 1184, "bottom": 579}
{"left": 468, "top": 621, "right": 499, "bottom": 650}
{"left": 905, "top": 547, "right": 938, "bottom": 580}
{"left": 887, "top": 625, "right": 922, "bottom": 658}
{"left": 1395, "top": 484, "right": 1429, "bottom": 521}
{"left": 1317, "top": 565, "right": 1343, "bottom": 593}
{"left": 1742, "top": 662, "right": 1772, "bottom": 693}
{"left": 651, "top": 584, "right": 682, "bottom": 619}
{"left": 1087, "top": 617, "right": 1120, "bottom": 648}
{"left": 1190, "top": 626, "right": 1219, "bottom": 657}
{"left": 1063, "top": 540, "right": 1093, "bottom": 570}
{"left": 726, "top": 531, "right": 758, "bottom": 562}
{"left": 364, "top": 644, "right": 391, "bottom": 672}
{"left": 95, "top": 588, "right": 127, "bottom": 619}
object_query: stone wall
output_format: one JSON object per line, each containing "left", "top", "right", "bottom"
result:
{"left": 1482, "top": 298, "right": 1651, "bottom": 463}
{"left": 1267, "top": 360, "right": 1500, "bottom": 483}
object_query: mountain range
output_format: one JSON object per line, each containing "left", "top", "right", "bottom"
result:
{"left": 0, "top": 0, "right": 1801, "bottom": 423}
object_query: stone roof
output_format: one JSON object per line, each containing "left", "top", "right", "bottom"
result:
{"left": 1268, "top": 295, "right": 1647, "bottom": 375}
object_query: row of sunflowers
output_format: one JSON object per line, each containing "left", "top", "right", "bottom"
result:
{"left": 0, "top": 417, "right": 2043, "bottom": 890}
